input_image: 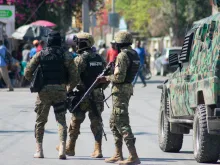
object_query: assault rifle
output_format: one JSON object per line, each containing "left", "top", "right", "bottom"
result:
{"left": 71, "top": 61, "right": 113, "bottom": 112}
{"left": 71, "top": 61, "right": 114, "bottom": 141}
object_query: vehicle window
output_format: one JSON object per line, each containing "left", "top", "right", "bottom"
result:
{"left": 169, "top": 50, "right": 181, "bottom": 56}
{"left": 179, "top": 31, "right": 195, "bottom": 63}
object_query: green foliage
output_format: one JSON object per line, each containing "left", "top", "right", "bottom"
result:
{"left": 163, "top": 0, "right": 212, "bottom": 45}
{"left": 115, "top": 0, "right": 161, "bottom": 33}
{"left": 115, "top": 0, "right": 211, "bottom": 43}
{"left": 1, "top": 0, "right": 104, "bottom": 32}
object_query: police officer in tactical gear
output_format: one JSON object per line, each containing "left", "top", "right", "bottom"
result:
{"left": 97, "top": 31, "right": 141, "bottom": 164}
{"left": 25, "top": 31, "right": 77, "bottom": 159}
{"left": 56, "top": 32, "right": 106, "bottom": 158}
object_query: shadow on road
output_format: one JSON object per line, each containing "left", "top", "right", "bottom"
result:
{"left": 140, "top": 157, "right": 194, "bottom": 162}
{"left": 179, "top": 151, "right": 193, "bottom": 154}
{"left": 56, "top": 156, "right": 194, "bottom": 163}
{"left": 135, "top": 80, "right": 164, "bottom": 84}
{"left": 0, "top": 129, "right": 57, "bottom": 134}
{"left": 79, "top": 131, "right": 157, "bottom": 136}
{"left": 146, "top": 80, "right": 164, "bottom": 84}
{"left": 65, "top": 156, "right": 107, "bottom": 161}
{"left": 133, "top": 132, "right": 157, "bottom": 136}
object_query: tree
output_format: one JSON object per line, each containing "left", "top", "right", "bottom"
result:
{"left": 0, "top": 0, "right": 104, "bottom": 32}
{"left": 115, "top": 0, "right": 211, "bottom": 45}
{"left": 115, "top": 0, "right": 161, "bottom": 34}
{"left": 161, "top": 0, "right": 212, "bottom": 45}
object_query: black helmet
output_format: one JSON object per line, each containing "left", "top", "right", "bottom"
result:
{"left": 47, "top": 31, "right": 61, "bottom": 47}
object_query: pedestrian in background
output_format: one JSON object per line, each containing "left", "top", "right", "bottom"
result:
{"left": 68, "top": 43, "right": 78, "bottom": 59}
{"left": 29, "top": 40, "right": 39, "bottom": 59}
{"left": 37, "top": 40, "right": 45, "bottom": 52}
{"left": 0, "top": 40, "right": 13, "bottom": 91}
{"left": 20, "top": 44, "right": 31, "bottom": 87}
{"left": 132, "top": 40, "right": 147, "bottom": 87}
{"left": 9, "top": 51, "right": 21, "bottom": 87}
{"left": 16, "top": 43, "right": 23, "bottom": 62}
{"left": 22, "top": 44, "right": 31, "bottom": 62}
{"left": 106, "top": 40, "right": 118, "bottom": 63}
{"left": 99, "top": 43, "right": 107, "bottom": 61}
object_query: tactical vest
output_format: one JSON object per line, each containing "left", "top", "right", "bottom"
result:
{"left": 39, "top": 47, "right": 67, "bottom": 86}
{"left": 80, "top": 52, "right": 104, "bottom": 88}
{"left": 123, "top": 49, "right": 140, "bottom": 83}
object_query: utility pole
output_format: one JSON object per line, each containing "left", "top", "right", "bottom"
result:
{"left": 82, "top": 0, "right": 90, "bottom": 32}
{"left": 112, "top": 0, "right": 115, "bottom": 40}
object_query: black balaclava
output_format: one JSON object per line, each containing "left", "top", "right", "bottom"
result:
{"left": 116, "top": 43, "right": 131, "bottom": 53}
{"left": 47, "top": 31, "right": 62, "bottom": 47}
{"left": 76, "top": 40, "right": 91, "bottom": 53}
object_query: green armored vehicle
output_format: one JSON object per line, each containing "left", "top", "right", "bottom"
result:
{"left": 157, "top": 4, "right": 220, "bottom": 164}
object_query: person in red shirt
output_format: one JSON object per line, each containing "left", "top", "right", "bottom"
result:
{"left": 106, "top": 40, "right": 118, "bottom": 63}
{"left": 36, "top": 40, "right": 45, "bottom": 52}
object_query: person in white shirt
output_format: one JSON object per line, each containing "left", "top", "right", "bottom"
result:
{"left": 98, "top": 43, "right": 107, "bottom": 62}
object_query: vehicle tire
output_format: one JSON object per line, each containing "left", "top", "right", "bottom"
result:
{"left": 160, "top": 65, "right": 166, "bottom": 76}
{"left": 193, "top": 104, "right": 220, "bottom": 163}
{"left": 158, "top": 87, "right": 183, "bottom": 152}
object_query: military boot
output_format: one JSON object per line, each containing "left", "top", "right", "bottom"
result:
{"left": 91, "top": 141, "right": 103, "bottom": 158}
{"left": 56, "top": 139, "right": 75, "bottom": 156}
{"left": 118, "top": 145, "right": 140, "bottom": 165}
{"left": 66, "top": 139, "right": 76, "bottom": 156}
{"left": 58, "top": 141, "right": 66, "bottom": 159}
{"left": 34, "top": 143, "right": 44, "bottom": 158}
{"left": 105, "top": 146, "right": 123, "bottom": 163}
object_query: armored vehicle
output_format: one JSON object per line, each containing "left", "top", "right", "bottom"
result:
{"left": 157, "top": 9, "right": 220, "bottom": 163}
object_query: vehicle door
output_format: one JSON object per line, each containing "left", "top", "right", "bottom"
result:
{"left": 180, "top": 29, "right": 198, "bottom": 116}
{"left": 169, "top": 67, "right": 185, "bottom": 117}
{"left": 168, "top": 50, "right": 184, "bottom": 117}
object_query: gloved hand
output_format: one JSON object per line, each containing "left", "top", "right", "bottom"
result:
{"left": 97, "top": 76, "right": 108, "bottom": 83}
{"left": 67, "top": 90, "right": 74, "bottom": 97}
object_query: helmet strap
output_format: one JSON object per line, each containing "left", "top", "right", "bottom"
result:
{"left": 116, "top": 43, "right": 131, "bottom": 53}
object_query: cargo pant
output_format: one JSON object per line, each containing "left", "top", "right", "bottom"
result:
{"left": 109, "top": 85, "right": 136, "bottom": 149}
{"left": 68, "top": 89, "right": 104, "bottom": 143}
{"left": 0, "top": 66, "right": 13, "bottom": 90}
{"left": 34, "top": 89, "right": 67, "bottom": 143}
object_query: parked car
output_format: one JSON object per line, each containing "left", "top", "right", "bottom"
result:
{"left": 157, "top": 13, "right": 220, "bottom": 163}
{"left": 154, "top": 47, "right": 182, "bottom": 76}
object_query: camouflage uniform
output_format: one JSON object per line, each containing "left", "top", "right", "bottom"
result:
{"left": 104, "top": 31, "right": 141, "bottom": 164}
{"left": 25, "top": 52, "right": 77, "bottom": 143}
{"left": 68, "top": 51, "right": 104, "bottom": 156}
{"left": 25, "top": 32, "right": 77, "bottom": 159}
{"left": 59, "top": 32, "right": 105, "bottom": 158}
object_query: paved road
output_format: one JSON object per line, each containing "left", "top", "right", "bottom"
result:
{"left": 0, "top": 76, "right": 217, "bottom": 165}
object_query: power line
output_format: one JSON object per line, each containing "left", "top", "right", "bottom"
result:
{"left": 23, "top": 0, "right": 46, "bottom": 25}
